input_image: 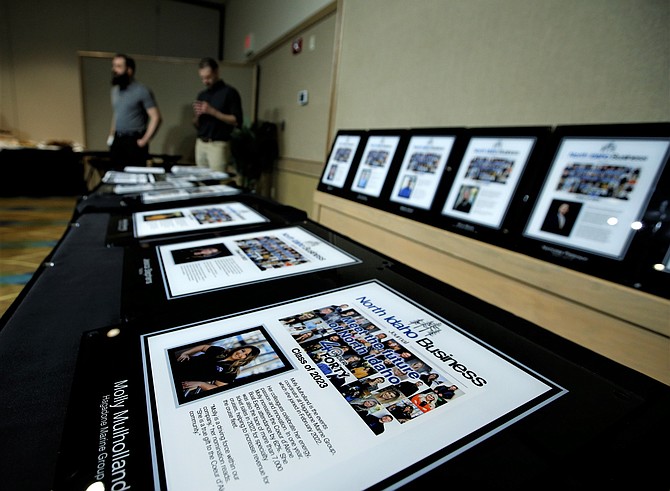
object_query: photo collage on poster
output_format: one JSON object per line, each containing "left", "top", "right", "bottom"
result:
{"left": 280, "top": 302, "right": 464, "bottom": 432}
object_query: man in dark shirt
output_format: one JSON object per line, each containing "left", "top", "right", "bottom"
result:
{"left": 193, "top": 57, "right": 243, "bottom": 172}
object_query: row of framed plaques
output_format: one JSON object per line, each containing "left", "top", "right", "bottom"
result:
{"left": 54, "top": 192, "right": 571, "bottom": 490}
{"left": 317, "top": 123, "right": 670, "bottom": 298}
{"left": 47, "top": 185, "right": 669, "bottom": 490}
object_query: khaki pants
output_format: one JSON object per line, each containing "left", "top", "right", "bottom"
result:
{"left": 195, "top": 138, "right": 232, "bottom": 172}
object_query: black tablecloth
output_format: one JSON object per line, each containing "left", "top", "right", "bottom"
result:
{"left": 0, "top": 212, "right": 123, "bottom": 490}
{"left": 1, "top": 196, "right": 668, "bottom": 490}
{"left": 0, "top": 148, "right": 87, "bottom": 196}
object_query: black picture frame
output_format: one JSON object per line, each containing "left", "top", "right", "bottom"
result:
{"left": 381, "top": 127, "right": 467, "bottom": 226}
{"left": 119, "top": 220, "right": 374, "bottom": 324}
{"left": 431, "top": 126, "right": 553, "bottom": 248}
{"left": 167, "top": 325, "right": 293, "bottom": 405}
{"left": 516, "top": 122, "right": 670, "bottom": 297}
{"left": 104, "top": 193, "right": 308, "bottom": 246}
{"left": 316, "top": 129, "right": 368, "bottom": 197}
{"left": 340, "top": 128, "right": 410, "bottom": 211}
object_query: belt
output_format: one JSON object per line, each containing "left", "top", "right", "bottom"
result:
{"left": 115, "top": 131, "right": 144, "bottom": 138}
{"left": 198, "top": 137, "right": 228, "bottom": 143}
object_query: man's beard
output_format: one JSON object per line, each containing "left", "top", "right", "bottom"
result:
{"left": 112, "top": 72, "right": 131, "bottom": 89}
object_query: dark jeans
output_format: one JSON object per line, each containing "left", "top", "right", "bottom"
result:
{"left": 110, "top": 132, "right": 149, "bottom": 169}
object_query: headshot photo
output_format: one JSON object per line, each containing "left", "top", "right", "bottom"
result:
{"left": 357, "top": 168, "right": 371, "bottom": 188}
{"left": 171, "top": 242, "right": 232, "bottom": 264}
{"left": 144, "top": 211, "right": 185, "bottom": 221}
{"left": 453, "top": 184, "right": 479, "bottom": 214}
{"left": 398, "top": 175, "right": 416, "bottom": 199}
{"left": 541, "top": 199, "right": 582, "bottom": 237}
{"left": 168, "top": 326, "right": 291, "bottom": 404}
{"left": 327, "top": 164, "right": 338, "bottom": 180}
{"left": 191, "top": 207, "right": 233, "bottom": 224}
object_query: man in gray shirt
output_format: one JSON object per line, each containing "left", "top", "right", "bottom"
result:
{"left": 108, "top": 54, "right": 161, "bottom": 168}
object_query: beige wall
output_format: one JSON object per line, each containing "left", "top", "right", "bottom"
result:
{"left": 253, "top": 12, "right": 337, "bottom": 212}
{"left": 333, "top": 0, "right": 669, "bottom": 130}
{"left": 273, "top": 163, "right": 322, "bottom": 213}
{"left": 224, "top": 0, "right": 333, "bottom": 62}
{"left": 312, "top": 192, "right": 670, "bottom": 384}
{"left": 256, "top": 13, "right": 335, "bottom": 161}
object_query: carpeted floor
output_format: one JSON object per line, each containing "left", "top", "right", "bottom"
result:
{"left": 0, "top": 196, "right": 78, "bottom": 317}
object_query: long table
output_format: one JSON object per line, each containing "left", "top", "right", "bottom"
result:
{"left": 1, "top": 189, "right": 668, "bottom": 490}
